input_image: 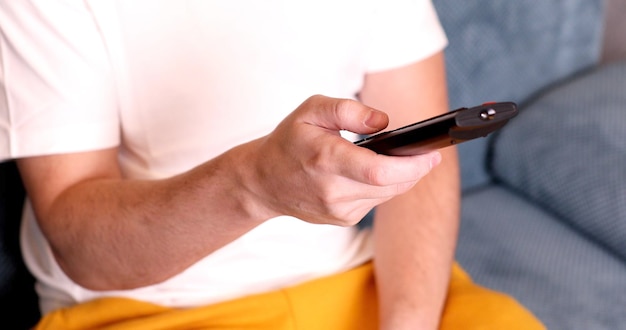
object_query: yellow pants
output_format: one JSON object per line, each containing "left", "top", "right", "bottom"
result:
{"left": 36, "top": 263, "right": 545, "bottom": 330}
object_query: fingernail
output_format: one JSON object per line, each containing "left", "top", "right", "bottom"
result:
{"left": 364, "top": 110, "right": 387, "bottom": 129}
{"left": 430, "top": 152, "right": 442, "bottom": 169}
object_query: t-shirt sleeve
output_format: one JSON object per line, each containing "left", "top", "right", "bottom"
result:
{"left": 0, "top": 0, "right": 120, "bottom": 161}
{"left": 364, "top": 0, "right": 447, "bottom": 73}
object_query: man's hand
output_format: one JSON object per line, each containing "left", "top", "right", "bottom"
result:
{"left": 240, "top": 94, "right": 441, "bottom": 226}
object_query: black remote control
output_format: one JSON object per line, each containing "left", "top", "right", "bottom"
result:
{"left": 354, "top": 102, "right": 518, "bottom": 156}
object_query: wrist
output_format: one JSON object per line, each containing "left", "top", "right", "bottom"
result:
{"left": 223, "top": 138, "right": 279, "bottom": 223}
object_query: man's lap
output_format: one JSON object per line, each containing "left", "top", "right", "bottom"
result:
{"left": 35, "top": 262, "right": 544, "bottom": 330}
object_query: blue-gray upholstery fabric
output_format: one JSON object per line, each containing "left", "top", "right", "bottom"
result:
{"left": 491, "top": 60, "right": 626, "bottom": 262}
{"left": 456, "top": 186, "right": 626, "bottom": 330}
{"left": 432, "top": 0, "right": 605, "bottom": 190}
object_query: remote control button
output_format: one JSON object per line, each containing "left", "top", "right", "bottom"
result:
{"left": 479, "top": 108, "right": 496, "bottom": 120}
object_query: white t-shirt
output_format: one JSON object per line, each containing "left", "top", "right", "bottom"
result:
{"left": 0, "top": 0, "right": 447, "bottom": 314}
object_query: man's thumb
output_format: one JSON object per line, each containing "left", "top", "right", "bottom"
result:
{"left": 298, "top": 95, "right": 389, "bottom": 135}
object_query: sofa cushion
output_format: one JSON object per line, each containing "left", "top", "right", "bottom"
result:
{"left": 432, "top": 0, "right": 605, "bottom": 190}
{"left": 457, "top": 186, "right": 626, "bottom": 330}
{"left": 491, "top": 60, "right": 626, "bottom": 261}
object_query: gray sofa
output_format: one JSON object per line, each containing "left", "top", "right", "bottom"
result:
{"left": 435, "top": 1, "right": 626, "bottom": 329}
{"left": 1, "top": 0, "right": 625, "bottom": 329}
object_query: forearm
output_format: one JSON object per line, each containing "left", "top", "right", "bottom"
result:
{"left": 373, "top": 147, "right": 460, "bottom": 330}
{"left": 20, "top": 143, "right": 269, "bottom": 290}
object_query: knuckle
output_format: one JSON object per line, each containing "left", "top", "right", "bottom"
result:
{"left": 317, "top": 184, "right": 340, "bottom": 207}
{"left": 305, "top": 150, "right": 330, "bottom": 176}
{"left": 331, "top": 98, "right": 356, "bottom": 120}
{"left": 306, "top": 94, "right": 324, "bottom": 104}
{"left": 363, "top": 165, "right": 388, "bottom": 186}
{"left": 298, "top": 94, "right": 324, "bottom": 113}
{"left": 305, "top": 140, "right": 340, "bottom": 174}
